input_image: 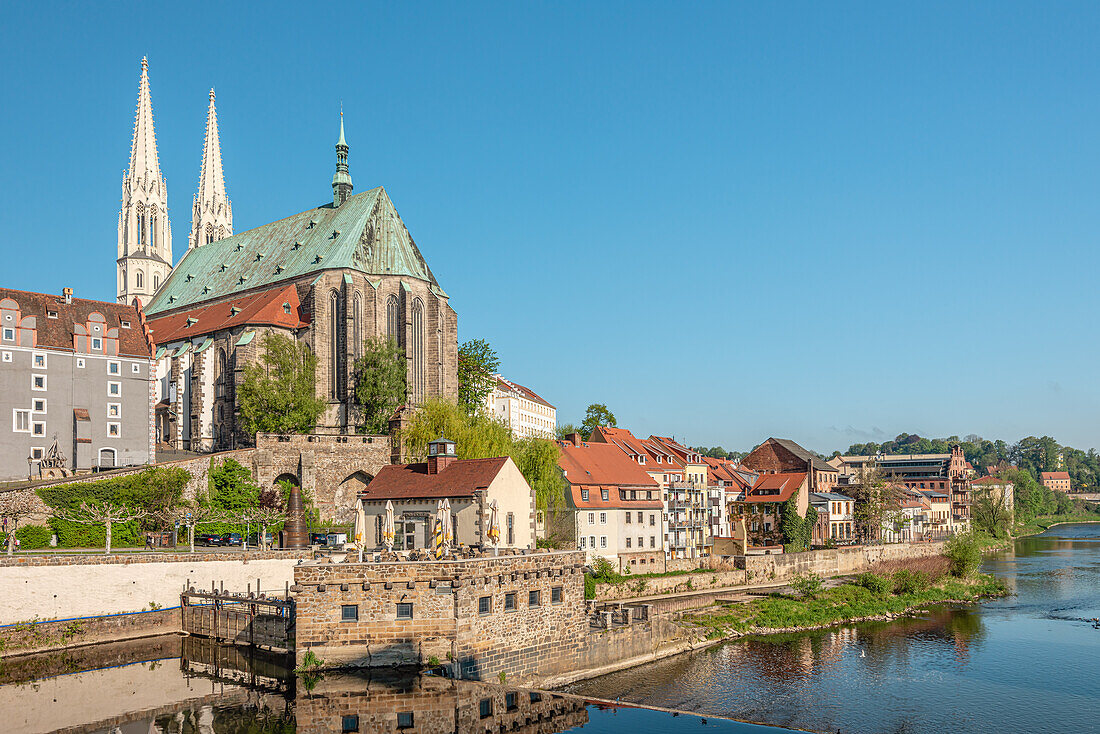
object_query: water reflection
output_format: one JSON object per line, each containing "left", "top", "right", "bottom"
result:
{"left": 1, "top": 635, "right": 778, "bottom": 734}
{"left": 567, "top": 523, "right": 1100, "bottom": 734}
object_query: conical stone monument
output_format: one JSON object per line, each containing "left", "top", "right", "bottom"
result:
{"left": 283, "top": 485, "right": 309, "bottom": 549}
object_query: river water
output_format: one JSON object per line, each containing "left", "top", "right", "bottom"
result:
{"left": 566, "top": 522, "right": 1100, "bottom": 733}
{"left": 6, "top": 524, "right": 1097, "bottom": 733}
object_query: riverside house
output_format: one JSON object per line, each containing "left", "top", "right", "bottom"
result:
{"left": 809, "top": 491, "right": 855, "bottom": 543}
{"left": 556, "top": 433, "right": 664, "bottom": 571}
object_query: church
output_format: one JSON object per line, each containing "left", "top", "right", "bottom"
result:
{"left": 116, "top": 59, "right": 458, "bottom": 451}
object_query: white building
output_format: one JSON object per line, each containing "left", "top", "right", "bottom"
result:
{"left": 485, "top": 375, "right": 556, "bottom": 439}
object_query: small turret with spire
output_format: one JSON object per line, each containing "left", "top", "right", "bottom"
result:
{"left": 189, "top": 87, "right": 233, "bottom": 249}
{"left": 332, "top": 109, "right": 353, "bottom": 207}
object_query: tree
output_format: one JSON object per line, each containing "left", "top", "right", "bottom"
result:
{"left": 206, "top": 459, "right": 261, "bottom": 512}
{"left": 0, "top": 491, "right": 40, "bottom": 555}
{"left": 457, "top": 339, "right": 500, "bottom": 415}
{"left": 972, "top": 489, "right": 1012, "bottom": 538}
{"left": 847, "top": 463, "right": 902, "bottom": 543}
{"left": 238, "top": 333, "right": 327, "bottom": 440}
{"left": 580, "top": 404, "right": 616, "bottom": 440}
{"left": 157, "top": 502, "right": 229, "bottom": 553}
{"left": 352, "top": 337, "right": 407, "bottom": 434}
{"left": 401, "top": 398, "right": 567, "bottom": 511}
{"left": 56, "top": 501, "right": 147, "bottom": 554}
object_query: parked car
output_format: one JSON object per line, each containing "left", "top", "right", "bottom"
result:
{"left": 247, "top": 532, "right": 274, "bottom": 547}
{"left": 195, "top": 533, "right": 223, "bottom": 547}
{"left": 220, "top": 533, "right": 242, "bottom": 547}
{"left": 309, "top": 532, "right": 328, "bottom": 546}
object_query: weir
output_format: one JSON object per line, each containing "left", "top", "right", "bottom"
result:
{"left": 181, "top": 584, "right": 295, "bottom": 652}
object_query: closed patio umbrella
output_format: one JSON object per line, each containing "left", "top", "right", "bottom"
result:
{"left": 382, "top": 500, "right": 396, "bottom": 553}
{"left": 441, "top": 498, "right": 454, "bottom": 554}
{"left": 487, "top": 499, "right": 501, "bottom": 554}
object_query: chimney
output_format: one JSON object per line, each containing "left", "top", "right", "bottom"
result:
{"left": 426, "top": 437, "right": 457, "bottom": 475}
{"left": 564, "top": 432, "right": 584, "bottom": 447}
{"left": 63, "top": 287, "right": 73, "bottom": 304}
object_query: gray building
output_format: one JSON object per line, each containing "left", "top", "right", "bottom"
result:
{"left": 0, "top": 287, "right": 154, "bottom": 480}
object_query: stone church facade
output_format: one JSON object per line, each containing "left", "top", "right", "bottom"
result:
{"left": 140, "top": 124, "right": 457, "bottom": 451}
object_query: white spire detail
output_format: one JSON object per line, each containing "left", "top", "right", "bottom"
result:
{"left": 190, "top": 88, "right": 233, "bottom": 249}
{"left": 117, "top": 56, "right": 172, "bottom": 305}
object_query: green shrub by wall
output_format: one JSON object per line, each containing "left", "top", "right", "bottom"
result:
{"left": 15, "top": 525, "right": 53, "bottom": 549}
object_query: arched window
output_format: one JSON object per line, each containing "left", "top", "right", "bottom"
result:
{"left": 136, "top": 270, "right": 144, "bottom": 289}
{"left": 205, "top": 224, "right": 214, "bottom": 245}
{"left": 217, "top": 225, "right": 226, "bottom": 241}
{"left": 411, "top": 297, "right": 425, "bottom": 403}
{"left": 136, "top": 203, "right": 145, "bottom": 246}
{"left": 329, "top": 290, "right": 340, "bottom": 399}
{"left": 215, "top": 348, "right": 227, "bottom": 399}
{"left": 150, "top": 206, "right": 158, "bottom": 248}
{"left": 98, "top": 448, "right": 116, "bottom": 468}
{"left": 153, "top": 273, "right": 160, "bottom": 290}
{"left": 352, "top": 292, "right": 362, "bottom": 360}
{"left": 386, "top": 294, "right": 399, "bottom": 343}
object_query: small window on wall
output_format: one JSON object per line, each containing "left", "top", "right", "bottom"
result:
{"left": 341, "top": 714, "right": 360, "bottom": 733}
{"left": 32, "top": 421, "right": 45, "bottom": 436}
{"left": 32, "top": 398, "right": 45, "bottom": 413}
{"left": 107, "top": 403, "right": 120, "bottom": 418}
{"left": 480, "top": 698, "right": 493, "bottom": 718}
{"left": 108, "top": 381, "right": 121, "bottom": 396}
{"left": 33, "top": 353, "right": 46, "bottom": 368}
{"left": 2, "top": 327, "right": 13, "bottom": 340}
{"left": 506, "top": 692, "right": 518, "bottom": 711}
{"left": 131, "top": 363, "right": 140, "bottom": 374}
{"left": 551, "top": 586, "right": 563, "bottom": 604}
{"left": 504, "top": 592, "right": 516, "bottom": 611}
{"left": 396, "top": 602, "right": 413, "bottom": 619}
{"left": 478, "top": 596, "right": 492, "bottom": 615}
{"left": 32, "top": 374, "right": 46, "bottom": 391}
{"left": 108, "top": 361, "right": 120, "bottom": 375}
{"left": 601, "top": 489, "right": 609, "bottom": 501}
{"left": 396, "top": 712, "right": 414, "bottom": 730}
{"left": 107, "top": 422, "right": 120, "bottom": 437}
{"left": 529, "top": 590, "right": 540, "bottom": 607}
{"left": 341, "top": 605, "right": 358, "bottom": 622}
{"left": 1, "top": 351, "right": 10, "bottom": 362}
{"left": 30, "top": 447, "right": 44, "bottom": 460}
{"left": 91, "top": 338, "right": 102, "bottom": 350}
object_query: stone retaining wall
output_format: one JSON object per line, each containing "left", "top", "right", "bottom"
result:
{"left": 743, "top": 542, "right": 947, "bottom": 584}
{"left": 0, "top": 607, "right": 179, "bottom": 656}
{"left": 594, "top": 569, "right": 747, "bottom": 602}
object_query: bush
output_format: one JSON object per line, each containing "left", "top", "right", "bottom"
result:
{"left": 788, "top": 572, "right": 824, "bottom": 599}
{"left": 892, "top": 569, "right": 931, "bottom": 595}
{"left": 852, "top": 572, "right": 893, "bottom": 595}
{"left": 48, "top": 517, "right": 142, "bottom": 549}
{"left": 15, "top": 525, "right": 52, "bottom": 549}
{"left": 945, "top": 532, "right": 982, "bottom": 578}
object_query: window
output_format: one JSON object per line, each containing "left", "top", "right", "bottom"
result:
{"left": 32, "top": 398, "right": 45, "bottom": 413}
{"left": 479, "top": 596, "right": 492, "bottom": 615}
{"left": 589, "top": 535, "right": 596, "bottom": 549}
{"left": 504, "top": 592, "right": 516, "bottom": 611}
{"left": 32, "top": 421, "right": 45, "bottom": 436}
{"left": 601, "top": 488, "right": 609, "bottom": 501}
{"left": 108, "top": 381, "right": 121, "bottom": 396}
{"left": 2, "top": 327, "right": 13, "bottom": 340}
{"left": 76, "top": 358, "right": 85, "bottom": 368}
{"left": 506, "top": 692, "right": 518, "bottom": 711}
{"left": 480, "top": 698, "right": 493, "bottom": 718}
{"left": 32, "top": 374, "right": 46, "bottom": 391}
{"left": 32, "top": 353, "right": 46, "bottom": 368}
{"left": 91, "top": 337, "right": 102, "bottom": 350}
{"left": 649, "top": 514, "right": 656, "bottom": 526}
{"left": 342, "top": 714, "right": 360, "bottom": 733}
{"left": 579, "top": 536, "right": 586, "bottom": 549}
{"left": 1, "top": 351, "right": 10, "bottom": 362}
{"left": 131, "top": 363, "right": 140, "bottom": 374}
{"left": 396, "top": 602, "right": 413, "bottom": 619}
{"left": 30, "top": 447, "right": 44, "bottom": 460}
{"left": 135, "top": 271, "right": 144, "bottom": 289}
{"left": 108, "top": 360, "right": 120, "bottom": 375}
{"left": 599, "top": 512, "right": 606, "bottom": 524}
{"left": 341, "top": 604, "right": 358, "bottom": 622}
{"left": 600, "top": 536, "right": 607, "bottom": 548}
{"left": 153, "top": 274, "right": 160, "bottom": 290}
{"left": 626, "top": 512, "right": 632, "bottom": 524}
{"left": 47, "top": 310, "right": 58, "bottom": 319}
{"left": 396, "top": 712, "right": 414, "bottom": 730}
{"left": 626, "top": 537, "right": 632, "bottom": 548}
{"left": 581, "top": 489, "right": 589, "bottom": 501}
{"left": 120, "top": 320, "right": 131, "bottom": 328}
{"left": 530, "top": 691, "right": 542, "bottom": 703}
{"left": 637, "top": 511, "right": 643, "bottom": 523}
{"left": 588, "top": 512, "right": 595, "bottom": 525}
{"left": 551, "top": 586, "right": 563, "bottom": 604}
{"left": 650, "top": 536, "right": 656, "bottom": 548}
{"left": 13, "top": 410, "right": 30, "bottom": 432}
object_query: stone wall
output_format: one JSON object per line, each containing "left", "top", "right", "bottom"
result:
{"left": 594, "top": 569, "right": 748, "bottom": 602}
{"left": 0, "top": 607, "right": 179, "bottom": 655}
{"left": 293, "top": 550, "right": 588, "bottom": 685}
{"left": 0, "top": 550, "right": 310, "bottom": 624}
{"left": 743, "top": 541, "right": 947, "bottom": 584}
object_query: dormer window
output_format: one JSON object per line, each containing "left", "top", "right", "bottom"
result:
{"left": 230, "top": 307, "right": 241, "bottom": 316}
{"left": 581, "top": 489, "right": 589, "bottom": 501}
{"left": 47, "top": 310, "right": 58, "bottom": 319}
{"left": 601, "top": 489, "right": 609, "bottom": 501}
{"left": 185, "top": 317, "right": 198, "bottom": 328}
{"left": 283, "top": 303, "right": 292, "bottom": 314}
{"left": 120, "top": 320, "right": 130, "bottom": 328}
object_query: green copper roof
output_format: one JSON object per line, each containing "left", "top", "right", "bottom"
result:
{"left": 146, "top": 187, "right": 443, "bottom": 315}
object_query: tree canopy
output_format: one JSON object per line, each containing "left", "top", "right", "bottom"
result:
{"left": 352, "top": 336, "right": 407, "bottom": 434}
{"left": 580, "top": 403, "right": 617, "bottom": 439}
{"left": 401, "top": 398, "right": 566, "bottom": 511}
{"left": 237, "top": 333, "right": 327, "bottom": 439}
{"left": 457, "top": 339, "right": 500, "bottom": 415}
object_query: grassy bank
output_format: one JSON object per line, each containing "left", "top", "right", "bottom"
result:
{"left": 1014, "top": 513, "right": 1100, "bottom": 538}
{"left": 688, "top": 568, "right": 1008, "bottom": 637}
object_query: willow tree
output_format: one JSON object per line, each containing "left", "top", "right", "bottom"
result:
{"left": 238, "top": 333, "right": 327, "bottom": 439}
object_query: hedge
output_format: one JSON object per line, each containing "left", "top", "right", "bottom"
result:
{"left": 15, "top": 525, "right": 53, "bottom": 549}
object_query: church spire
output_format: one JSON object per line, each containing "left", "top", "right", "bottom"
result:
{"left": 118, "top": 57, "right": 172, "bottom": 305}
{"left": 332, "top": 110, "right": 353, "bottom": 207}
{"left": 189, "top": 88, "right": 233, "bottom": 249}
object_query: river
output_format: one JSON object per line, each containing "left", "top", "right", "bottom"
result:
{"left": 566, "top": 522, "right": 1100, "bottom": 733}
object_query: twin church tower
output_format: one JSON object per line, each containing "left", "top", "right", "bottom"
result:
{"left": 116, "top": 58, "right": 233, "bottom": 304}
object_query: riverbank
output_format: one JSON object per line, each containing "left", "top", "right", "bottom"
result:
{"left": 684, "top": 572, "right": 1008, "bottom": 639}
{"left": 1014, "top": 514, "right": 1100, "bottom": 538}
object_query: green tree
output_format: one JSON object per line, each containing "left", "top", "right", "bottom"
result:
{"left": 352, "top": 337, "right": 407, "bottom": 434}
{"left": 556, "top": 423, "right": 583, "bottom": 440}
{"left": 401, "top": 398, "right": 566, "bottom": 511}
{"left": 972, "top": 488, "right": 1012, "bottom": 538}
{"left": 457, "top": 339, "right": 500, "bottom": 415}
{"left": 238, "top": 333, "right": 327, "bottom": 440}
{"left": 205, "top": 459, "right": 261, "bottom": 512}
{"left": 580, "top": 403, "right": 616, "bottom": 440}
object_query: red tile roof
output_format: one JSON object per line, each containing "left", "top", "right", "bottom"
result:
{"left": 557, "top": 438, "right": 659, "bottom": 489}
{"left": 567, "top": 485, "right": 663, "bottom": 510}
{"left": 0, "top": 287, "right": 154, "bottom": 358}
{"left": 1041, "top": 471, "right": 1071, "bottom": 481}
{"left": 146, "top": 284, "right": 308, "bottom": 344}
{"left": 358, "top": 456, "right": 511, "bottom": 500}
{"left": 588, "top": 426, "right": 685, "bottom": 471}
{"left": 704, "top": 456, "right": 756, "bottom": 489}
{"left": 972, "top": 476, "right": 1011, "bottom": 486}
{"left": 742, "top": 472, "right": 806, "bottom": 503}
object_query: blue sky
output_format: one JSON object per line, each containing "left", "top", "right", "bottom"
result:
{"left": 1, "top": 2, "right": 1098, "bottom": 453}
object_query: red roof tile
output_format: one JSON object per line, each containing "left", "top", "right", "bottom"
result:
{"left": 146, "top": 284, "right": 307, "bottom": 344}
{"left": 1041, "top": 471, "right": 1071, "bottom": 480}
{"left": 742, "top": 472, "right": 806, "bottom": 503}
{"left": 0, "top": 287, "right": 153, "bottom": 358}
{"left": 972, "top": 476, "right": 1010, "bottom": 486}
{"left": 567, "top": 485, "right": 663, "bottom": 509}
{"left": 358, "top": 456, "right": 512, "bottom": 500}
{"left": 557, "top": 439, "right": 659, "bottom": 489}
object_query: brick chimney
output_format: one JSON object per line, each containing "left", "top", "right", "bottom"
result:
{"left": 565, "top": 432, "right": 584, "bottom": 447}
{"left": 62, "top": 287, "right": 73, "bottom": 303}
{"left": 427, "top": 437, "right": 457, "bottom": 475}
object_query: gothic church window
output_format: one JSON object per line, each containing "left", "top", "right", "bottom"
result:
{"left": 136, "top": 203, "right": 145, "bottom": 246}
{"left": 329, "top": 290, "right": 340, "bottom": 400}
{"left": 386, "top": 294, "right": 399, "bottom": 344}
{"left": 352, "top": 292, "right": 362, "bottom": 360}
{"left": 150, "top": 206, "right": 158, "bottom": 248}
{"left": 205, "top": 224, "right": 214, "bottom": 245}
{"left": 153, "top": 273, "right": 160, "bottom": 290}
{"left": 136, "top": 271, "right": 144, "bottom": 289}
{"left": 412, "top": 297, "right": 425, "bottom": 404}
